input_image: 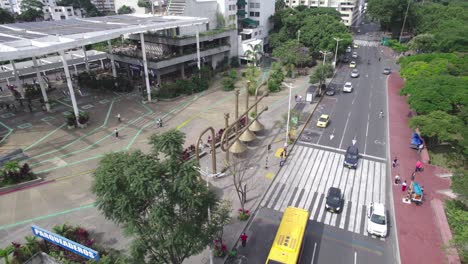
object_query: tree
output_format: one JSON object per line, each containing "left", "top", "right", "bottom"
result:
{"left": 57, "top": 0, "right": 100, "bottom": 17}
{"left": 18, "top": 0, "right": 43, "bottom": 22}
{"left": 137, "top": 0, "right": 151, "bottom": 9}
{"left": 309, "top": 64, "right": 334, "bottom": 94}
{"left": 273, "top": 40, "right": 312, "bottom": 68}
{"left": 93, "top": 130, "right": 227, "bottom": 264}
{"left": 299, "top": 15, "right": 351, "bottom": 55}
{"left": 0, "top": 8, "right": 15, "bottom": 24}
{"left": 408, "top": 34, "right": 436, "bottom": 53}
{"left": 367, "top": 0, "right": 418, "bottom": 36}
{"left": 409, "top": 111, "right": 463, "bottom": 145}
{"left": 451, "top": 170, "right": 468, "bottom": 204}
{"left": 0, "top": 245, "right": 14, "bottom": 264}
{"left": 275, "top": 0, "right": 286, "bottom": 11}
{"left": 117, "top": 5, "right": 134, "bottom": 14}
{"left": 222, "top": 69, "right": 237, "bottom": 91}
{"left": 227, "top": 159, "right": 249, "bottom": 214}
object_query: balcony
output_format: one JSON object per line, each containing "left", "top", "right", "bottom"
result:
{"left": 128, "top": 28, "right": 237, "bottom": 46}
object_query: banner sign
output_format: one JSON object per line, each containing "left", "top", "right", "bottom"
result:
{"left": 31, "top": 225, "right": 100, "bottom": 261}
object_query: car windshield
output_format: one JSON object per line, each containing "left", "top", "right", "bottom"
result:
{"left": 331, "top": 196, "right": 340, "bottom": 201}
{"left": 371, "top": 213, "right": 386, "bottom": 225}
{"left": 319, "top": 117, "right": 328, "bottom": 122}
{"left": 346, "top": 153, "right": 358, "bottom": 159}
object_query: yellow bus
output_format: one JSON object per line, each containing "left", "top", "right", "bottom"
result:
{"left": 265, "top": 207, "right": 309, "bottom": 264}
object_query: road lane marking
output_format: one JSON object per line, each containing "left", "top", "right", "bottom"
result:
{"left": 311, "top": 242, "right": 317, "bottom": 264}
{"left": 298, "top": 142, "right": 386, "bottom": 162}
{"left": 24, "top": 123, "right": 66, "bottom": 151}
{"left": 339, "top": 112, "right": 352, "bottom": 149}
{"left": 355, "top": 251, "right": 357, "bottom": 264}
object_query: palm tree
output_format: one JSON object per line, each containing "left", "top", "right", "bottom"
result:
{"left": 243, "top": 43, "right": 263, "bottom": 67}
{"left": 0, "top": 245, "right": 14, "bottom": 264}
{"left": 309, "top": 64, "right": 333, "bottom": 94}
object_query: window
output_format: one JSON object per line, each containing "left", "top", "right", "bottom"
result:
{"left": 255, "top": 3, "right": 260, "bottom": 8}
{"left": 229, "top": 15, "right": 236, "bottom": 21}
{"left": 249, "top": 12, "right": 260, "bottom": 17}
{"left": 255, "top": 12, "right": 259, "bottom": 17}
{"left": 249, "top": 12, "right": 254, "bottom": 16}
{"left": 249, "top": 2, "right": 260, "bottom": 8}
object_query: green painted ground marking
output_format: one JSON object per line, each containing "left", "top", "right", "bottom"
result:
{"left": 0, "top": 120, "right": 13, "bottom": 144}
{"left": 126, "top": 92, "right": 205, "bottom": 150}
{"left": 41, "top": 116, "right": 56, "bottom": 122}
{"left": 27, "top": 99, "right": 115, "bottom": 160}
{"left": 31, "top": 100, "right": 151, "bottom": 167}
{"left": 0, "top": 113, "right": 15, "bottom": 118}
{"left": 17, "top": 123, "right": 32, "bottom": 129}
{"left": 81, "top": 104, "right": 94, "bottom": 110}
{"left": 0, "top": 203, "right": 95, "bottom": 230}
{"left": 99, "top": 99, "right": 110, "bottom": 104}
{"left": 36, "top": 154, "right": 105, "bottom": 174}
{"left": 62, "top": 111, "right": 72, "bottom": 116}
{"left": 25, "top": 123, "right": 66, "bottom": 151}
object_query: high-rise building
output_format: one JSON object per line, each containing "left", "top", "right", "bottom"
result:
{"left": 284, "top": 0, "right": 363, "bottom": 27}
{"left": 1, "top": 0, "right": 82, "bottom": 21}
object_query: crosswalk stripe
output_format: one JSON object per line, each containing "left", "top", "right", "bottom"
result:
{"left": 259, "top": 146, "right": 387, "bottom": 236}
{"left": 290, "top": 148, "right": 318, "bottom": 209}
{"left": 277, "top": 148, "right": 311, "bottom": 211}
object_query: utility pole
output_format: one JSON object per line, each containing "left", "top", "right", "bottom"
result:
{"left": 399, "top": 0, "right": 411, "bottom": 43}
{"left": 333, "top": 37, "right": 342, "bottom": 68}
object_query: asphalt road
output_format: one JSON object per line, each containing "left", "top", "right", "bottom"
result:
{"left": 301, "top": 22, "right": 388, "bottom": 159}
{"left": 239, "top": 22, "right": 399, "bottom": 264}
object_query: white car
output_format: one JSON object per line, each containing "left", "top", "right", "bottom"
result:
{"left": 346, "top": 46, "right": 352, "bottom": 53}
{"left": 343, "top": 82, "right": 353, "bottom": 93}
{"left": 367, "top": 203, "right": 388, "bottom": 237}
{"left": 352, "top": 52, "right": 358, "bottom": 58}
{"left": 350, "top": 69, "right": 359, "bottom": 78}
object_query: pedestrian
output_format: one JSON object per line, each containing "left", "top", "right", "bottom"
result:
{"left": 415, "top": 160, "right": 423, "bottom": 172}
{"left": 379, "top": 109, "right": 384, "bottom": 119}
{"left": 394, "top": 174, "right": 401, "bottom": 185}
{"left": 199, "top": 139, "right": 205, "bottom": 151}
{"left": 418, "top": 143, "right": 424, "bottom": 153}
{"left": 159, "top": 118, "right": 163, "bottom": 128}
{"left": 299, "top": 95, "right": 303, "bottom": 102}
{"left": 402, "top": 180, "right": 407, "bottom": 192}
{"left": 240, "top": 233, "right": 248, "bottom": 247}
{"left": 114, "top": 128, "right": 119, "bottom": 138}
{"left": 295, "top": 94, "right": 298, "bottom": 102}
{"left": 379, "top": 57, "right": 381, "bottom": 62}
{"left": 28, "top": 103, "right": 32, "bottom": 112}
{"left": 117, "top": 113, "right": 121, "bottom": 122}
{"left": 0, "top": 85, "right": 3, "bottom": 92}
{"left": 392, "top": 157, "right": 398, "bottom": 168}
{"left": 411, "top": 172, "right": 416, "bottom": 181}
{"left": 421, "top": 186, "right": 424, "bottom": 193}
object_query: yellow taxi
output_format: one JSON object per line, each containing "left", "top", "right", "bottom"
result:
{"left": 349, "top": 61, "right": 357, "bottom": 68}
{"left": 353, "top": 43, "right": 359, "bottom": 48}
{"left": 317, "top": 114, "right": 330, "bottom": 128}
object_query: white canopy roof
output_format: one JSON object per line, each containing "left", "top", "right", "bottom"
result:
{"left": 0, "top": 14, "right": 208, "bottom": 61}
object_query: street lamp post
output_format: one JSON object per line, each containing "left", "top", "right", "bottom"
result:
{"left": 297, "top": 30, "right": 301, "bottom": 42}
{"left": 319, "top": 50, "right": 331, "bottom": 65}
{"left": 282, "top": 82, "right": 293, "bottom": 149}
{"left": 399, "top": 0, "right": 411, "bottom": 43}
{"left": 333, "top": 37, "right": 342, "bottom": 68}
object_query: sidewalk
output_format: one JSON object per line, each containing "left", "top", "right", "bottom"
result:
{"left": 386, "top": 73, "right": 460, "bottom": 264}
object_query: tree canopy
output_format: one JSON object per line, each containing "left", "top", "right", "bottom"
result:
{"left": 117, "top": 5, "right": 134, "bottom": 14}
{"left": 57, "top": 0, "right": 100, "bottom": 17}
{"left": 0, "top": 8, "right": 15, "bottom": 24}
{"left": 367, "top": 0, "right": 418, "bottom": 36}
{"left": 92, "top": 130, "right": 227, "bottom": 264}
{"left": 272, "top": 40, "right": 311, "bottom": 67}
{"left": 409, "top": 110, "right": 463, "bottom": 143}
{"left": 18, "top": 0, "right": 44, "bottom": 22}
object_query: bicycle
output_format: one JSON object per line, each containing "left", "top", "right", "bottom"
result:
{"left": 379, "top": 110, "right": 384, "bottom": 119}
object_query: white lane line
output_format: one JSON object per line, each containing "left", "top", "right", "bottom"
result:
{"left": 297, "top": 149, "right": 319, "bottom": 209}
{"left": 381, "top": 162, "right": 387, "bottom": 205}
{"left": 354, "top": 251, "right": 357, "bottom": 264}
{"left": 303, "top": 150, "right": 327, "bottom": 211}
{"left": 349, "top": 159, "right": 363, "bottom": 233}
{"left": 358, "top": 160, "right": 369, "bottom": 234}
{"left": 339, "top": 112, "right": 352, "bottom": 149}
{"left": 299, "top": 142, "right": 386, "bottom": 161}
{"left": 364, "top": 112, "right": 370, "bottom": 154}
{"left": 266, "top": 147, "right": 302, "bottom": 208}
{"left": 344, "top": 167, "right": 357, "bottom": 231}
{"left": 330, "top": 155, "right": 345, "bottom": 225}
{"left": 279, "top": 148, "right": 313, "bottom": 211}
{"left": 317, "top": 153, "right": 339, "bottom": 222}
{"left": 310, "top": 151, "right": 331, "bottom": 219}
{"left": 324, "top": 153, "right": 341, "bottom": 225}
{"left": 274, "top": 147, "right": 306, "bottom": 211}
{"left": 373, "top": 161, "right": 381, "bottom": 204}
{"left": 367, "top": 162, "right": 375, "bottom": 205}
{"left": 338, "top": 169, "right": 351, "bottom": 229}
{"left": 311, "top": 243, "right": 317, "bottom": 264}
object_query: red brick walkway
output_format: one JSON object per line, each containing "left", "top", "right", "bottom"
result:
{"left": 387, "top": 73, "right": 460, "bottom": 264}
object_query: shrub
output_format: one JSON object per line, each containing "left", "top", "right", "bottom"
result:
{"left": 230, "top": 56, "right": 240, "bottom": 68}
{"left": 267, "top": 79, "right": 281, "bottom": 92}
{"left": 222, "top": 69, "right": 237, "bottom": 91}
{"left": 1, "top": 162, "right": 35, "bottom": 187}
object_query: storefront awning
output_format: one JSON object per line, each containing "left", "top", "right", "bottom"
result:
{"left": 237, "top": 10, "right": 247, "bottom": 16}
{"left": 237, "top": 0, "right": 247, "bottom": 6}
{"left": 242, "top": 18, "right": 259, "bottom": 27}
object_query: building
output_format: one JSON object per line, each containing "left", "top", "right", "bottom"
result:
{"left": 114, "top": 0, "right": 167, "bottom": 15}
{"left": 44, "top": 5, "right": 82, "bottom": 20}
{"left": 284, "top": 0, "right": 362, "bottom": 27}
{"left": 90, "top": 0, "right": 115, "bottom": 13}
{"left": 0, "top": 0, "right": 16, "bottom": 13}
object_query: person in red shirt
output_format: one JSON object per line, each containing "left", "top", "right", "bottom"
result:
{"left": 240, "top": 233, "right": 248, "bottom": 247}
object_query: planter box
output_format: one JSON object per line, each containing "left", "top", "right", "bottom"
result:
{"left": 0, "top": 177, "right": 43, "bottom": 195}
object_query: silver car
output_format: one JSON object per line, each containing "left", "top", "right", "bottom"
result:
{"left": 350, "top": 69, "right": 359, "bottom": 78}
{"left": 352, "top": 52, "right": 358, "bottom": 58}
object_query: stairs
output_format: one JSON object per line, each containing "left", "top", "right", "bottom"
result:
{"left": 167, "top": 0, "right": 186, "bottom": 15}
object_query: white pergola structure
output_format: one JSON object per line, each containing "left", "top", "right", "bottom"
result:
{"left": 0, "top": 14, "right": 208, "bottom": 122}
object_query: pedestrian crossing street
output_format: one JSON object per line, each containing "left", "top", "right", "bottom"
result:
{"left": 354, "top": 39, "right": 380, "bottom": 47}
{"left": 261, "top": 145, "right": 388, "bottom": 239}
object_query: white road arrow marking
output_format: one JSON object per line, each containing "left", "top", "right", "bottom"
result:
{"left": 352, "top": 136, "right": 357, "bottom": 146}
{"left": 330, "top": 134, "right": 334, "bottom": 140}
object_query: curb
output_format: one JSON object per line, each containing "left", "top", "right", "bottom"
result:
{"left": 0, "top": 177, "right": 49, "bottom": 196}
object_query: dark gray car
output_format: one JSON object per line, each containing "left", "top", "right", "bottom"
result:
{"left": 325, "top": 187, "right": 343, "bottom": 213}
{"left": 344, "top": 145, "right": 359, "bottom": 169}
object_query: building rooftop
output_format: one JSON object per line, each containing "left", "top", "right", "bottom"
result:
{"left": 0, "top": 14, "right": 208, "bottom": 61}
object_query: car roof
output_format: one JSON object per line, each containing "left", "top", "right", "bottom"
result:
{"left": 372, "top": 203, "right": 385, "bottom": 215}
{"left": 352, "top": 69, "right": 359, "bottom": 72}
{"left": 319, "top": 114, "right": 329, "bottom": 118}
{"left": 351, "top": 61, "right": 356, "bottom": 63}
{"left": 328, "top": 187, "right": 341, "bottom": 195}
{"left": 347, "top": 145, "right": 359, "bottom": 154}
{"left": 345, "top": 82, "right": 352, "bottom": 85}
